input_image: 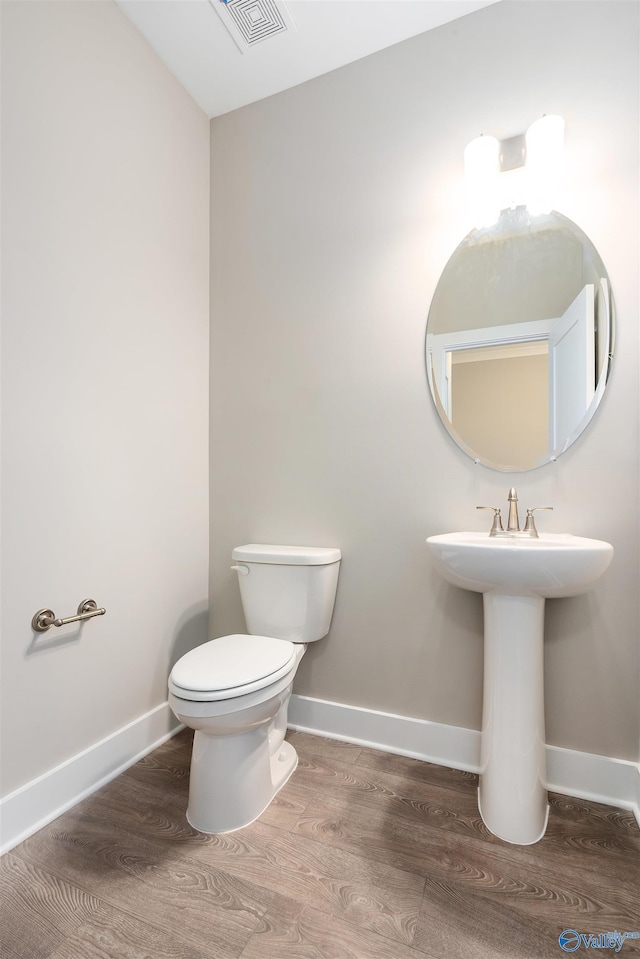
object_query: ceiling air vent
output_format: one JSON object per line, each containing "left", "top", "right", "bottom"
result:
{"left": 212, "top": 0, "right": 296, "bottom": 52}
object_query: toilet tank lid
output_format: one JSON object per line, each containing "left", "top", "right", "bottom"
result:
{"left": 232, "top": 544, "right": 341, "bottom": 565}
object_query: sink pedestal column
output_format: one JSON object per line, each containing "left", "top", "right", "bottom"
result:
{"left": 478, "top": 592, "right": 548, "bottom": 844}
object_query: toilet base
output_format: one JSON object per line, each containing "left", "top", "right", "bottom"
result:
{"left": 186, "top": 728, "right": 298, "bottom": 834}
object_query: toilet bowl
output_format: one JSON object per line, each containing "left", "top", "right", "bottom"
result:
{"left": 168, "top": 544, "right": 340, "bottom": 834}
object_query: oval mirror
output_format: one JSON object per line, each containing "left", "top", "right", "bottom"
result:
{"left": 425, "top": 208, "right": 614, "bottom": 471}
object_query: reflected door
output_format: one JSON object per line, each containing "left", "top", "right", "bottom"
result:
{"left": 548, "top": 284, "right": 595, "bottom": 449}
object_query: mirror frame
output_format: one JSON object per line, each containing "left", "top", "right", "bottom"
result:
{"left": 425, "top": 209, "right": 615, "bottom": 471}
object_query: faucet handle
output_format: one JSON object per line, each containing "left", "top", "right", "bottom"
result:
{"left": 523, "top": 507, "right": 553, "bottom": 537}
{"left": 477, "top": 506, "right": 505, "bottom": 536}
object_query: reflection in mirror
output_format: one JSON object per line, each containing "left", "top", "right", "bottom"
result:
{"left": 426, "top": 208, "right": 613, "bottom": 471}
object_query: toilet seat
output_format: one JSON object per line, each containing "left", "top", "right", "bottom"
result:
{"left": 169, "top": 634, "right": 297, "bottom": 702}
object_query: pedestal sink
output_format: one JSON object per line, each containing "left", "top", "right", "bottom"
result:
{"left": 426, "top": 531, "right": 613, "bottom": 844}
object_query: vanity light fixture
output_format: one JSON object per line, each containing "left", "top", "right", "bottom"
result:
{"left": 465, "top": 114, "right": 564, "bottom": 226}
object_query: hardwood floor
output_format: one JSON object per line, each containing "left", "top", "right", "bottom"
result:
{"left": 2, "top": 729, "right": 639, "bottom": 959}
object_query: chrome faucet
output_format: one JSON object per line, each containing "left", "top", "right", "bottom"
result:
{"left": 477, "top": 489, "right": 553, "bottom": 538}
{"left": 507, "top": 487, "right": 519, "bottom": 533}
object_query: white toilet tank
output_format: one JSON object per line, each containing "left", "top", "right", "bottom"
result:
{"left": 231, "top": 544, "right": 341, "bottom": 643}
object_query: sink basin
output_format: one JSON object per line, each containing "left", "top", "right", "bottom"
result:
{"left": 427, "top": 531, "right": 613, "bottom": 598}
{"left": 426, "top": 529, "right": 613, "bottom": 845}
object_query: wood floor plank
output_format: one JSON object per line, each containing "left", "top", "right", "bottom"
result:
{"left": 293, "top": 790, "right": 474, "bottom": 875}
{"left": 287, "top": 730, "right": 478, "bottom": 792}
{"left": 121, "top": 744, "right": 190, "bottom": 796}
{"left": 548, "top": 792, "right": 640, "bottom": 837}
{"left": 46, "top": 900, "right": 215, "bottom": 959}
{"left": 12, "top": 809, "right": 273, "bottom": 959}
{"left": 286, "top": 729, "right": 364, "bottom": 765}
{"left": 0, "top": 852, "right": 103, "bottom": 959}
{"left": 353, "top": 743, "right": 479, "bottom": 796}
{"left": 294, "top": 784, "right": 639, "bottom": 888}
{"left": 239, "top": 902, "right": 443, "bottom": 959}
{"left": 289, "top": 734, "right": 640, "bottom": 959}
{"left": 75, "top": 771, "right": 426, "bottom": 947}
{"left": 293, "top": 784, "right": 639, "bottom": 947}
{"left": 295, "top": 790, "right": 638, "bottom": 918}
{"left": 291, "top": 749, "right": 489, "bottom": 841}
{"left": 257, "top": 776, "right": 314, "bottom": 831}
{"left": 3, "top": 728, "right": 638, "bottom": 959}
{"left": 414, "top": 870, "right": 640, "bottom": 959}
{"left": 415, "top": 875, "right": 560, "bottom": 959}
{"left": 164, "top": 819, "right": 426, "bottom": 947}
{"left": 291, "top": 736, "right": 639, "bottom": 874}
{"left": 79, "top": 771, "right": 220, "bottom": 847}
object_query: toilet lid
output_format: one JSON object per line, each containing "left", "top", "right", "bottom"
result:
{"left": 169, "top": 634, "right": 297, "bottom": 702}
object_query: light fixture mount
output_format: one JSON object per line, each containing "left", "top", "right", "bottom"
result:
{"left": 465, "top": 115, "right": 564, "bottom": 226}
{"left": 499, "top": 133, "right": 526, "bottom": 172}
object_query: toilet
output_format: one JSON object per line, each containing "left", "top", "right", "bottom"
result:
{"left": 168, "top": 543, "right": 341, "bottom": 834}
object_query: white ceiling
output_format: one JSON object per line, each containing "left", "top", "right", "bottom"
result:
{"left": 115, "top": 0, "right": 500, "bottom": 118}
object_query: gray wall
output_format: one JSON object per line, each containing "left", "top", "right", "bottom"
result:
{"left": 1, "top": 0, "right": 210, "bottom": 796}
{"left": 210, "top": 0, "right": 639, "bottom": 763}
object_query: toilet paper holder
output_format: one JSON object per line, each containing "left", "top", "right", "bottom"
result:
{"left": 31, "top": 598, "right": 106, "bottom": 632}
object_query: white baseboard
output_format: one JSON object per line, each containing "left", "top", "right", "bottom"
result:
{"left": 546, "top": 744, "right": 640, "bottom": 826}
{"left": 0, "top": 702, "right": 182, "bottom": 856}
{"left": 289, "top": 694, "right": 640, "bottom": 824}
{"left": 289, "top": 693, "right": 482, "bottom": 771}
{"left": 3, "top": 695, "right": 637, "bottom": 856}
